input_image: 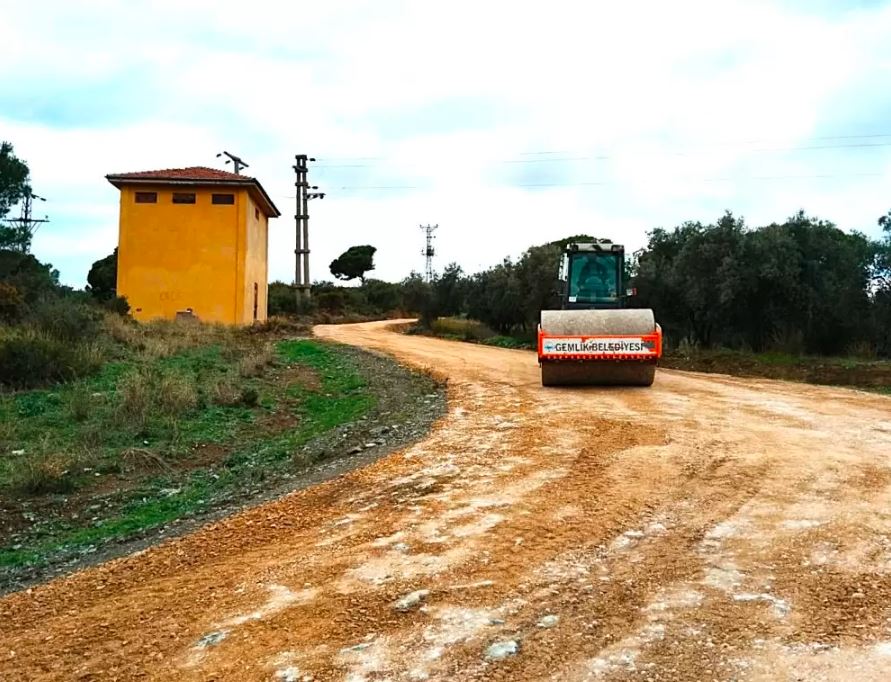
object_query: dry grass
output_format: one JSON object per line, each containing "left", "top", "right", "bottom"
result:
{"left": 157, "top": 373, "right": 198, "bottom": 415}
{"left": 103, "top": 314, "right": 238, "bottom": 360}
{"left": 13, "top": 452, "right": 78, "bottom": 495}
{"left": 115, "top": 368, "right": 154, "bottom": 430}
{"left": 430, "top": 317, "right": 496, "bottom": 342}
{"left": 121, "top": 448, "right": 173, "bottom": 473}
{"left": 208, "top": 379, "right": 258, "bottom": 407}
{"left": 238, "top": 344, "right": 274, "bottom": 378}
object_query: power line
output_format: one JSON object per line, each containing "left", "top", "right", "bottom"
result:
{"left": 328, "top": 171, "right": 886, "bottom": 191}
{"left": 312, "top": 133, "right": 891, "bottom": 168}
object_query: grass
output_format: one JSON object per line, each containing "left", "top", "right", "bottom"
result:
{"left": 0, "top": 337, "right": 376, "bottom": 571}
{"left": 416, "top": 318, "right": 535, "bottom": 349}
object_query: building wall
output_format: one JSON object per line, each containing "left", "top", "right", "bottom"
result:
{"left": 116, "top": 185, "right": 252, "bottom": 324}
{"left": 241, "top": 194, "right": 269, "bottom": 322}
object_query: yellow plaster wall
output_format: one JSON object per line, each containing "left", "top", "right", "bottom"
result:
{"left": 116, "top": 185, "right": 255, "bottom": 324}
{"left": 242, "top": 195, "right": 269, "bottom": 322}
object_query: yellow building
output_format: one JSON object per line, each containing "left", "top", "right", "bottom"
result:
{"left": 106, "top": 167, "right": 280, "bottom": 325}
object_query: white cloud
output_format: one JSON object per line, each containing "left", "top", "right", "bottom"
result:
{"left": 1, "top": 0, "right": 890, "bottom": 286}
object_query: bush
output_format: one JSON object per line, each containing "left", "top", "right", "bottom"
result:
{"left": 12, "top": 453, "right": 78, "bottom": 495}
{"left": 115, "top": 368, "right": 198, "bottom": 430}
{"left": 157, "top": 372, "right": 198, "bottom": 415}
{"left": 238, "top": 346, "right": 274, "bottom": 378}
{"left": 430, "top": 317, "right": 495, "bottom": 342}
{"left": 31, "top": 298, "right": 102, "bottom": 343}
{"left": 0, "top": 332, "right": 102, "bottom": 388}
{"left": 103, "top": 295, "right": 130, "bottom": 316}
{"left": 115, "top": 368, "right": 153, "bottom": 430}
{"left": 0, "top": 282, "right": 25, "bottom": 323}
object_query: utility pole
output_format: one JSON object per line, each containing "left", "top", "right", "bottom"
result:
{"left": 420, "top": 224, "right": 438, "bottom": 282}
{"left": 3, "top": 191, "right": 48, "bottom": 253}
{"left": 293, "top": 155, "right": 325, "bottom": 305}
{"left": 216, "top": 151, "right": 250, "bottom": 174}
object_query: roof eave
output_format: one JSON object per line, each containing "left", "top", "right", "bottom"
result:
{"left": 105, "top": 175, "right": 281, "bottom": 218}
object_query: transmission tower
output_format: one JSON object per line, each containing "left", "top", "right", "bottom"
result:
{"left": 420, "top": 224, "right": 438, "bottom": 282}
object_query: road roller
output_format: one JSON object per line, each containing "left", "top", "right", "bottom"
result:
{"left": 538, "top": 240, "right": 662, "bottom": 386}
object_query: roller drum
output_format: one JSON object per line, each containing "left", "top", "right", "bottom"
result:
{"left": 540, "top": 309, "right": 655, "bottom": 335}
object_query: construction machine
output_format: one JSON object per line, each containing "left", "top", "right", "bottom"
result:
{"left": 538, "top": 240, "right": 662, "bottom": 386}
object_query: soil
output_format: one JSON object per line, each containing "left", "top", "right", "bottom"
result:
{"left": 1, "top": 321, "right": 890, "bottom": 681}
{"left": 0, "top": 342, "right": 445, "bottom": 594}
{"left": 661, "top": 350, "right": 891, "bottom": 390}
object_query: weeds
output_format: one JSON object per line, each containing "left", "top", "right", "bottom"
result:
{"left": 157, "top": 372, "right": 198, "bottom": 415}
{"left": 13, "top": 453, "right": 77, "bottom": 495}
{"left": 67, "top": 385, "right": 93, "bottom": 422}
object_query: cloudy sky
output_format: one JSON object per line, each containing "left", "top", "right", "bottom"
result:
{"left": 2, "top": 0, "right": 891, "bottom": 287}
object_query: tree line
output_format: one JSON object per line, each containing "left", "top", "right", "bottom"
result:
{"left": 287, "top": 210, "right": 891, "bottom": 358}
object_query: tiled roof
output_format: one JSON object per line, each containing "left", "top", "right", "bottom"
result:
{"left": 106, "top": 166, "right": 253, "bottom": 182}
{"left": 106, "top": 166, "right": 281, "bottom": 217}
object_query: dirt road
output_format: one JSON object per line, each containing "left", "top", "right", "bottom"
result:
{"left": 2, "top": 321, "right": 891, "bottom": 681}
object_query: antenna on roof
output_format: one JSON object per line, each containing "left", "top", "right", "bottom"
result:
{"left": 216, "top": 151, "right": 250, "bottom": 175}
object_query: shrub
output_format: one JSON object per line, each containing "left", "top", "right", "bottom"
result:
{"left": 115, "top": 368, "right": 153, "bottom": 430}
{"left": 31, "top": 298, "right": 102, "bottom": 343}
{"left": 430, "top": 317, "right": 495, "bottom": 342}
{"left": 157, "top": 372, "right": 198, "bottom": 415}
{"left": 103, "top": 295, "right": 130, "bottom": 316}
{"left": 0, "top": 282, "right": 25, "bottom": 323}
{"left": 0, "top": 332, "right": 102, "bottom": 388}
{"left": 209, "top": 378, "right": 242, "bottom": 407}
{"left": 12, "top": 453, "right": 78, "bottom": 495}
{"left": 238, "top": 345, "right": 273, "bottom": 378}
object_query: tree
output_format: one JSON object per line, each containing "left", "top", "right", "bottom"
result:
{"left": 400, "top": 272, "right": 436, "bottom": 326}
{"left": 432, "top": 263, "right": 467, "bottom": 318}
{"left": 330, "top": 245, "right": 376, "bottom": 284}
{"left": 0, "top": 249, "right": 59, "bottom": 303}
{"left": 86, "top": 249, "right": 118, "bottom": 301}
{"left": 0, "top": 142, "right": 30, "bottom": 221}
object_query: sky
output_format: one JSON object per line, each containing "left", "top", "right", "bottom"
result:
{"left": 2, "top": 0, "right": 891, "bottom": 287}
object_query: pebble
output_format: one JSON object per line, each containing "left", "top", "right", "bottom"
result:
{"left": 196, "top": 630, "right": 227, "bottom": 648}
{"left": 394, "top": 589, "right": 430, "bottom": 611}
{"left": 537, "top": 615, "right": 559, "bottom": 628}
{"left": 485, "top": 640, "right": 519, "bottom": 660}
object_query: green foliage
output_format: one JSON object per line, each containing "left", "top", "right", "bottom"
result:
{"left": 30, "top": 298, "right": 103, "bottom": 343}
{"left": 329, "top": 244, "right": 377, "bottom": 284}
{"left": 400, "top": 272, "right": 436, "bottom": 326}
{"left": 466, "top": 259, "right": 526, "bottom": 334}
{"left": 0, "top": 331, "right": 102, "bottom": 388}
{"left": 0, "top": 249, "right": 59, "bottom": 302}
{"left": 432, "top": 263, "right": 467, "bottom": 318}
{"left": 268, "top": 280, "right": 300, "bottom": 316}
{"left": 86, "top": 249, "right": 118, "bottom": 301}
{"left": 0, "top": 142, "right": 30, "bottom": 222}
{"left": 364, "top": 278, "right": 402, "bottom": 312}
{"left": 0, "top": 282, "right": 25, "bottom": 322}
{"left": 634, "top": 211, "right": 878, "bottom": 355}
